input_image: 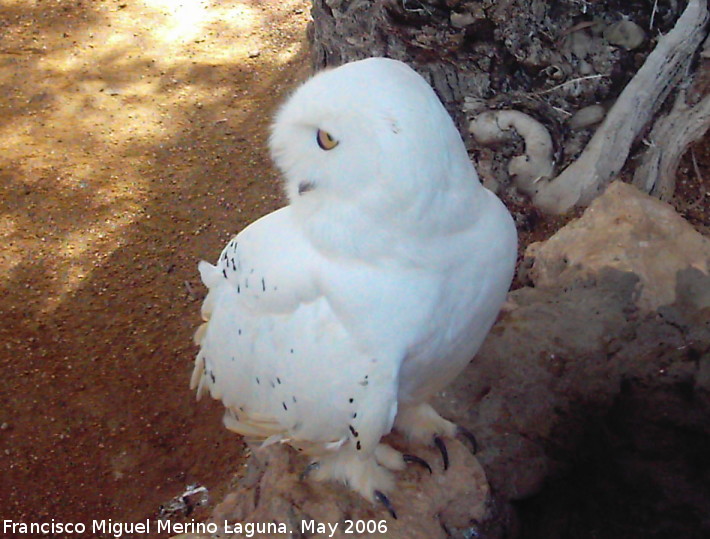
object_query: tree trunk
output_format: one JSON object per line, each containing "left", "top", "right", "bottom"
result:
{"left": 310, "top": 0, "right": 710, "bottom": 212}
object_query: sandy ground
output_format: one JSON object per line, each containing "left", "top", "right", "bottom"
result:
{"left": 1, "top": 0, "right": 707, "bottom": 534}
{"left": 0, "top": 0, "right": 311, "bottom": 528}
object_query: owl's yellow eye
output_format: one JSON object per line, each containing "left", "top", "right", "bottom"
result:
{"left": 316, "top": 129, "right": 339, "bottom": 151}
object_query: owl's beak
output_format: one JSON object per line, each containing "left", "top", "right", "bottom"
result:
{"left": 298, "top": 180, "right": 316, "bottom": 195}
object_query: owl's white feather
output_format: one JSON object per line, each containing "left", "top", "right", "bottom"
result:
{"left": 192, "top": 58, "right": 517, "bottom": 503}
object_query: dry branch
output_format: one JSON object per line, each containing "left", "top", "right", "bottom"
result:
{"left": 531, "top": 0, "right": 709, "bottom": 214}
{"left": 633, "top": 35, "right": 710, "bottom": 199}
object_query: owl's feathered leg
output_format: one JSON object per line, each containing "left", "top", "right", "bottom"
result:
{"left": 395, "top": 402, "right": 457, "bottom": 441}
{"left": 394, "top": 402, "right": 477, "bottom": 470}
{"left": 300, "top": 442, "right": 429, "bottom": 518}
{"left": 308, "top": 444, "right": 398, "bottom": 502}
{"left": 304, "top": 441, "right": 434, "bottom": 518}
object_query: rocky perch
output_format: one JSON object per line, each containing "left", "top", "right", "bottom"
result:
{"left": 175, "top": 182, "right": 710, "bottom": 538}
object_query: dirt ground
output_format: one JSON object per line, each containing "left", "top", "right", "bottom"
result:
{"left": 0, "top": 0, "right": 707, "bottom": 535}
{"left": 0, "top": 0, "right": 311, "bottom": 530}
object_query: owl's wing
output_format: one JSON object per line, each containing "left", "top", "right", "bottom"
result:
{"left": 197, "top": 207, "right": 320, "bottom": 322}
{"left": 192, "top": 207, "right": 399, "bottom": 456}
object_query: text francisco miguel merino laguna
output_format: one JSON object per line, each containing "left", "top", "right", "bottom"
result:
{"left": 5, "top": 518, "right": 389, "bottom": 537}
{"left": 3, "top": 519, "right": 293, "bottom": 537}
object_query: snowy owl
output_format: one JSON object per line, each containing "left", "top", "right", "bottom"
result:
{"left": 191, "top": 57, "right": 517, "bottom": 513}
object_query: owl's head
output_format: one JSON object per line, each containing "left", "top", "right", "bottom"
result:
{"left": 269, "top": 58, "right": 481, "bottom": 223}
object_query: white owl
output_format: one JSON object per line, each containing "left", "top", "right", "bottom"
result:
{"left": 191, "top": 57, "right": 517, "bottom": 513}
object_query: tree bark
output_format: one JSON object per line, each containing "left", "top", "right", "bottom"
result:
{"left": 310, "top": 0, "right": 710, "bottom": 211}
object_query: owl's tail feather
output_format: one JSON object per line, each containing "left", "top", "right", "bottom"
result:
{"left": 191, "top": 260, "right": 224, "bottom": 400}
{"left": 223, "top": 409, "right": 285, "bottom": 439}
{"left": 197, "top": 260, "right": 223, "bottom": 322}
{"left": 193, "top": 322, "right": 208, "bottom": 345}
{"left": 190, "top": 352, "right": 208, "bottom": 399}
{"left": 198, "top": 260, "right": 222, "bottom": 288}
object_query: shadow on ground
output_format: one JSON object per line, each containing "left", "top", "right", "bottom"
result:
{"left": 0, "top": 0, "right": 311, "bottom": 526}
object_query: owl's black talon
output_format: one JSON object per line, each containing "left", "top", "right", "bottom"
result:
{"left": 457, "top": 425, "right": 479, "bottom": 454}
{"left": 434, "top": 436, "right": 449, "bottom": 470}
{"left": 299, "top": 461, "right": 320, "bottom": 481}
{"left": 374, "top": 490, "right": 397, "bottom": 519}
{"left": 403, "top": 453, "right": 432, "bottom": 474}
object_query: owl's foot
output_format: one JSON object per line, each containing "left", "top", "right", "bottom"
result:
{"left": 301, "top": 444, "right": 430, "bottom": 478}
{"left": 302, "top": 443, "right": 432, "bottom": 518}
{"left": 394, "top": 402, "right": 457, "bottom": 443}
{"left": 433, "top": 426, "right": 478, "bottom": 470}
{"left": 307, "top": 444, "right": 400, "bottom": 504}
{"left": 403, "top": 453, "right": 432, "bottom": 474}
{"left": 395, "top": 402, "right": 478, "bottom": 470}
{"left": 374, "top": 490, "right": 397, "bottom": 519}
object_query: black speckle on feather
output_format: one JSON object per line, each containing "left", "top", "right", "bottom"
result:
{"left": 261, "top": 278, "right": 266, "bottom": 292}
{"left": 290, "top": 349, "right": 294, "bottom": 354}
{"left": 277, "top": 377, "right": 281, "bottom": 384}
{"left": 231, "top": 258, "right": 236, "bottom": 271}
{"left": 349, "top": 425, "right": 359, "bottom": 437}
{"left": 352, "top": 412, "right": 357, "bottom": 418}
{"left": 292, "top": 396, "right": 297, "bottom": 403}
{"left": 255, "top": 377, "right": 260, "bottom": 385}
{"left": 237, "top": 284, "right": 241, "bottom": 294}
{"left": 222, "top": 268, "right": 227, "bottom": 279}
{"left": 282, "top": 402, "right": 287, "bottom": 411}
{"left": 209, "top": 371, "right": 215, "bottom": 384}
{"left": 356, "top": 441, "right": 362, "bottom": 451}
{"left": 349, "top": 398, "right": 354, "bottom": 404}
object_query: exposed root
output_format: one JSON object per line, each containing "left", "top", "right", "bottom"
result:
{"left": 529, "top": 0, "right": 709, "bottom": 214}
{"left": 469, "top": 110, "right": 555, "bottom": 196}
{"left": 633, "top": 35, "right": 710, "bottom": 200}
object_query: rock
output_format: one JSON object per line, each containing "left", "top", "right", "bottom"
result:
{"left": 450, "top": 11, "right": 476, "bottom": 29}
{"left": 604, "top": 19, "right": 646, "bottom": 50}
{"left": 436, "top": 275, "right": 709, "bottom": 535}
{"left": 436, "top": 268, "right": 641, "bottom": 503}
{"left": 434, "top": 184, "right": 710, "bottom": 535}
{"left": 194, "top": 438, "right": 493, "bottom": 539}
{"left": 525, "top": 181, "right": 710, "bottom": 312}
{"left": 568, "top": 104, "right": 606, "bottom": 130}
